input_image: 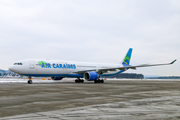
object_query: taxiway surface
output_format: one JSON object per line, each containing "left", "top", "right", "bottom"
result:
{"left": 0, "top": 79, "right": 180, "bottom": 120}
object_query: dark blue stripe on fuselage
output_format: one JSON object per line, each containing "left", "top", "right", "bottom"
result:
{"left": 21, "top": 74, "right": 83, "bottom": 78}
{"left": 21, "top": 70, "right": 125, "bottom": 78}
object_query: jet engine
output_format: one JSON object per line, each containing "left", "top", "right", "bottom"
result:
{"left": 84, "top": 72, "right": 99, "bottom": 81}
{"left": 51, "top": 77, "right": 64, "bottom": 80}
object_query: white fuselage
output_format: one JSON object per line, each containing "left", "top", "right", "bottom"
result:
{"left": 9, "top": 59, "right": 124, "bottom": 78}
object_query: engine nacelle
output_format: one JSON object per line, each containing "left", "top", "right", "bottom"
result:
{"left": 84, "top": 72, "right": 99, "bottom": 81}
{"left": 51, "top": 77, "right": 64, "bottom": 80}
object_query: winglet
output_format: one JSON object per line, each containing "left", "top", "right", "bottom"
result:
{"left": 170, "top": 59, "right": 177, "bottom": 64}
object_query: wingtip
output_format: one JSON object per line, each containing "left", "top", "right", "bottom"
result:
{"left": 170, "top": 59, "right": 177, "bottom": 64}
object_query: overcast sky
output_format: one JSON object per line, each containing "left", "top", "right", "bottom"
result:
{"left": 0, "top": 0, "right": 179, "bottom": 76}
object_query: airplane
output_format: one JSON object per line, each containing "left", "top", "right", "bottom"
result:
{"left": 9, "top": 48, "right": 177, "bottom": 84}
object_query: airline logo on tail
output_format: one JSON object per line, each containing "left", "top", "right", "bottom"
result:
{"left": 122, "top": 48, "right": 132, "bottom": 66}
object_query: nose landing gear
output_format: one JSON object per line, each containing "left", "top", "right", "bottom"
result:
{"left": 27, "top": 76, "right": 33, "bottom": 84}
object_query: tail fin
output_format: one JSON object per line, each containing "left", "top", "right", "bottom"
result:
{"left": 122, "top": 48, "right": 133, "bottom": 66}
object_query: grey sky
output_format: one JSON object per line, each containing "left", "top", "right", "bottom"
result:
{"left": 0, "top": 0, "right": 179, "bottom": 76}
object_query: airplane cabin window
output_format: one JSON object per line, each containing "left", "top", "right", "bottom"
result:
{"left": 14, "top": 63, "right": 23, "bottom": 65}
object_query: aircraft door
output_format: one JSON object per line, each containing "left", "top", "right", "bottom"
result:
{"left": 29, "top": 60, "right": 35, "bottom": 69}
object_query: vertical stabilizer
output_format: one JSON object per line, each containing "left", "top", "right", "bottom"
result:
{"left": 122, "top": 48, "right": 133, "bottom": 66}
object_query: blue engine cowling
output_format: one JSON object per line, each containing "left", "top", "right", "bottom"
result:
{"left": 84, "top": 72, "right": 99, "bottom": 81}
{"left": 51, "top": 77, "right": 64, "bottom": 80}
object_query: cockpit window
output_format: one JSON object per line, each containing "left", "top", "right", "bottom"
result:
{"left": 14, "top": 63, "right": 23, "bottom": 65}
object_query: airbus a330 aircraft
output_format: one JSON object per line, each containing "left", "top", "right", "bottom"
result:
{"left": 9, "top": 48, "right": 176, "bottom": 84}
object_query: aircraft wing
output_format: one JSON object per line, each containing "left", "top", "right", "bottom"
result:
{"left": 73, "top": 59, "right": 177, "bottom": 75}
{"left": 102, "top": 59, "right": 177, "bottom": 71}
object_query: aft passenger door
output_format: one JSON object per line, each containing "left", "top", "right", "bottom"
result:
{"left": 29, "top": 60, "right": 35, "bottom": 69}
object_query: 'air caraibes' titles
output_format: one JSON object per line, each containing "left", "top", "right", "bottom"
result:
{"left": 38, "top": 61, "right": 76, "bottom": 69}
{"left": 9, "top": 48, "right": 177, "bottom": 84}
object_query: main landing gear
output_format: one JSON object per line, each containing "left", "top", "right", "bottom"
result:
{"left": 27, "top": 76, "right": 33, "bottom": 84}
{"left": 94, "top": 79, "right": 104, "bottom": 83}
{"left": 75, "top": 78, "right": 84, "bottom": 83}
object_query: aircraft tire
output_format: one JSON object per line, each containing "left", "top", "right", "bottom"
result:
{"left": 75, "top": 79, "right": 83, "bottom": 83}
{"left": 101, "top": 80, "right": 104, "bottom": 83}
{"left": 28, "top": 80, "right": 32, "bottom": 84}
{"left": 98, "top": 80, "right": 101, "bottom": 83}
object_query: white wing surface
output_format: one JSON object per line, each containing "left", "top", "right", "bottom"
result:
{"left": 74, "top": 59, "right": 177, "bottom": 75}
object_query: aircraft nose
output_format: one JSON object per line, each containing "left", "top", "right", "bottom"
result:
{"left": 9, "top": 66, "right": 15, "bottom": 72}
